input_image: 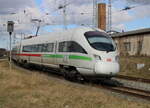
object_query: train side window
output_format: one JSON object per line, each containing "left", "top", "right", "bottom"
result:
{"left": 12, "top": 47, "right": 17, "bottom": 52}
{"left": 30, "top": 45, "right": 34, "bottom": 52}
{"left": 37, "top": 44, "right": 43, "bottom": 52}
{"left": 68, "top": 41, "right": 87, "bottom": 54}
{"left": 42, "top": 44, "right": 48, "bottom": 52}
{"left": 47, "top": 43, "right": 54, "bottom": 52}
{"left": 23, "top": 46, "right": 32, "bottom": 52}
{"left": 32, "top": 45, "right": 38, "bottom": 52}
{"left": 59, "top": 41, "right": 87, "bottom": 54}
{"left": 59, "top": 42, "right": 67, "bottom": 52}
{"left": 58, "top": 42, "right": 63, "bottom": 52}
{"left": 22, "top": 46, "right": 26, "bottom": 52}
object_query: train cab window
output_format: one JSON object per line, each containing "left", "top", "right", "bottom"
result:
{"left": 84, "top": 31, "right": 116, "bottom": 52}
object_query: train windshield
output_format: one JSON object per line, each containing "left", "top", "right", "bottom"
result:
{"left": 85, "top": 31, "right": 116, "bottom": 52}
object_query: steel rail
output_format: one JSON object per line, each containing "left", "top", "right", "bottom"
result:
{"left": 115, "top": 75, "right": 150, "bottom": 83}
{"left": 102, "top": 86, "right": 150, "bottom": 101}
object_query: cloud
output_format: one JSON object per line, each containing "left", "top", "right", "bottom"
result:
{"left": 124, "top": 0, "right": 150, "bottom": 18}
{"left": 132, "top": 5, "right": 150, "bottom": 18}
{"left": 112, "top": 23, "right": 126, "bottom": 32}
{"left": 0, "top": 8, "right": 41, "bottom": 34}
{"left": 41, "top": 0, "right": 136, "bottom": 31}
{"left": 0, "top": 0, "right": 46, "bottom": 36}
{"left": 67, "top": 3, "right": 93, "bottom": 25}
{"left": 111, "top": 0, "right": 150, "bottom": 31}
{"left": 0, "top": 0, "right": 150, "bottom": 36}
{"left": 126, "top": 0, "right": 150, "bottom": 5}
{"left": 112, "top": 8, "right": 134, "bottom": 24}
{"left": 42, "top": 0, "right": 93, "bottom": 26}
{"left": 0, "top": 0, "right": 35, "bottom": 14}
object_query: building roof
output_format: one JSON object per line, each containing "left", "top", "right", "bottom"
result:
{"left": 111, "top": 28, "right": 150, "bottom": 38}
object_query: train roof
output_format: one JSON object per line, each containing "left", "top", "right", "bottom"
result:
{"left": 19, "top": 27, "right": 105, "bottom": 45}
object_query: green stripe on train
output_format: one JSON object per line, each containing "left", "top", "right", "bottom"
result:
{"left": 43, "top": 54, "right": 92, "bottom": 61}
{"left": 43, "top": 54, "right": 64, "bottom": 58}
{"left": 69, "top": 55, "right": 92, "bottom": 61}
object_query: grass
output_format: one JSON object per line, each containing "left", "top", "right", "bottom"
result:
{"left": 0, "top": 61, "right": 150, "bottom": 108}
{"left": 119, "top": 56, "right": 150, "bottom": 79}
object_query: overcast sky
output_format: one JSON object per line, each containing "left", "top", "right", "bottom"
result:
{"left": 0, "top": 0, "right": 150, "bottom": 49}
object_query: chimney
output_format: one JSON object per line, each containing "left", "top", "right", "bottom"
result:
{"left": 98, "top": 3, "right": 106, "bottom": 31}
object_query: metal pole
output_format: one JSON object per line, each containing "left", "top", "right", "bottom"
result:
{"left": 110, "top": 0, "right": 112, "bottom": 31}
{"left": 93, "top": 0, "right": 98, "bottom": 28}
{"left": 9, "top": 32, "right": 12, "bottom": 70}
{"left": 93, "top": 0, "right": 97, "bottom": 27}
{"left": 13, "top": 33, "right": 16, "bottom": 44}
{"left": 20, "top": 33, "right": 23, "bottom": 53}
{"left": 63, "top": 0, "right": 67, "bottom": 30}
{"left": 108, "top": 0, "right": 112, "bottom": 31}
{"left": 95, "top": 0, "right": 98, "bottom": 28}
{"left": 35, "top": 20, "right": 41, "bottom": 36}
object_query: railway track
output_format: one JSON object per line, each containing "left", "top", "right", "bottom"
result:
{"left": 100, "top": 85, "right": 150, "bottom": 101}
{"left": 104, "top": 75, "right": 150, "bottom": 101}
{"left": 13, "top": 62, "right": 150, "bottom": 101}
{"left": 113, "top": 75, "right": 150, "bottom": 92}
{"left": 115, "top": 75, "right": 150, "bottom": 84}
{"left": 0, "top": 59, "right": 7, "bottom": 62}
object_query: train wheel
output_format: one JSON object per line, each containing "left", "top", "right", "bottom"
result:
{"left": 76, "top": 73, "right": 84, "bottom": 83}
{"left": 69, "top": 70, "right": 85, "bottom": 82}
{"left": 68, "top": 70, "right": 78, "bottom": 81}
{"left": 61, "top": 68, "right": 69, "bottom": 80}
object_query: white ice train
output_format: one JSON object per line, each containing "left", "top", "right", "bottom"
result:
{"left": 12, "top": 27, "right": 120, "bottom": 80}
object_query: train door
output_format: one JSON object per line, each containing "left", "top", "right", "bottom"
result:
{"left": 55, "top": 41, "right": 70, "bottom": 66}
{"left": 52, "top": 41, "right": 62, "bottom": 68}
{"left": 16, "top": 45, "right": 21, "bottom": 61}
{"left": 29, "top": 44, "right": 42, "bottom": 64}
{"left": 55, "top": 32, "right": 73, "bottom": 66}
{"left": 41, "top": 43, "right": 56, "bottom": 68}
{"left": 62, "top": 42, "right": 69, "bottom": 64}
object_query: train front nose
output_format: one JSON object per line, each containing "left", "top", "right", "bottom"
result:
{"left": 94, "top": 61, "right": 120, "bottom": 76}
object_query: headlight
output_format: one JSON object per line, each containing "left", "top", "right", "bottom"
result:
{"left": 94, "top": 55, "right": 101, "bottom": 60}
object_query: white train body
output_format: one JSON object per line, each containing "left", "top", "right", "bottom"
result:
{"left": 12, "top": 27, "right": 120, "bottom": 79}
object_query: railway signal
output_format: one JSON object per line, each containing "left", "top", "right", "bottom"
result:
{"left": 7, "top": 21, "right": 14, "bottom": 70}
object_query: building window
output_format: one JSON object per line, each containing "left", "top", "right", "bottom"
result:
{"left": 137, "top": 41, "right": 143, "bottom": 54}
{"left": 124, "top": 42, "right": 131, "bottom": 51}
